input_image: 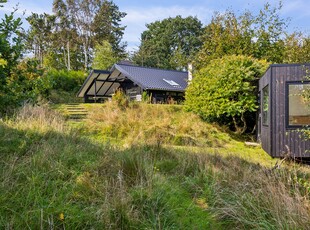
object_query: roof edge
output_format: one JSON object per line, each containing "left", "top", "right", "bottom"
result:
{"left": 117, "top": 63, "right": 188, "bottom": 74}
{"left": 92, "top": 69, "right": 111, "bottom": 74}
{"left": 269, "top": 63, "right": 310, "bottom": 67}
{"left": 76, "top": 69, "right": 111, "bottom": 97}
{"left": 114, "top": 64, "right": 146, "bottom": 90}
{"left": 76, "top": 70, "right": 95, "bottom": 97}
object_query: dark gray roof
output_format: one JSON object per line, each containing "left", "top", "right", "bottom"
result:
{"left": 77, "top": 64, "right": 189, "bottom": 98}
{"left": 114, "top": 64, "right": 188, "bottom": 91}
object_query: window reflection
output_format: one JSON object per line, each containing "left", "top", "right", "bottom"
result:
{"left": 262, "top": 85, "right": 269, "bottom": 125}
{"left": 288, "top": 83, "right": 310, "bottom": 126}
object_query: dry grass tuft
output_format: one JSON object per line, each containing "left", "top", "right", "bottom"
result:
{"left": 85, "top": 101, "right": 230, "bottom": 147}
{"left": 13, "top": 103, "right": 65, "bottom": 133}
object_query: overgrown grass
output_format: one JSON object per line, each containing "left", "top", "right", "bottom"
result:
{"left": 0, "top": 103, "right": 310, "bottom": 229}
{"left": 84, "top": 102, "right": 231, "bottom": 147}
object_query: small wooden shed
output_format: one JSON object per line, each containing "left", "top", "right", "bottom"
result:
{"left": 258, "top": 64, "right": 310, "bottom": 158}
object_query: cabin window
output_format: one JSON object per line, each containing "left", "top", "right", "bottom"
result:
{"left": 262, "top": 85, "right": 269, "bottom": 125}
{"left": 288, "top": 82, "right": 310, "bottom": 126}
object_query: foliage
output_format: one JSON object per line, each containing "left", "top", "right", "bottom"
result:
{"left": 51, "top": 0, "right": 82, "bottom": 70}
{"left": 185, "top": 55, "right": 269, "bottom": 134}
{"left": 26, "top": 13, "right": 56, "bottom": 66}
{"left": 0, "top": 57, "right": 6, "bottom": 67}
{"left": 253, "top": 2, "right": 287, "bottom": 63}
{"left": 45, "top": 69, "right": 86, "bottom": 92}
{"left": 48, "top": 90, "right": 83, "bottom": 104}
{"left": 92, "top": 0, "right": 127, "bottom": 57}
{"left": 195, "top": 10, "right": 254, "bottom": 67}
{"left": 133, "top": 16, "right": 203, "bottom": 70}
{"left": 0, "top": 8, "right": 27, "bottom": 114}
{"left": 23, "top": 0, "right": 127, "bottom": 71}
{"left": 92, "top": 40, "right": 119, "bottom": 70}
{"left": 51, "top": 0, "right": 126, "bottom": 70}
{"left": 1, "top": 59, "right": 51, "bottom": 114}
{"left": 283, "top": 32, "right": 310, "bottom": 63}
{"left": 0, "top": 9, "right": 24, "bottom": 81}
{"left": 195, "top": 3, "right": 287, "bottom": 68}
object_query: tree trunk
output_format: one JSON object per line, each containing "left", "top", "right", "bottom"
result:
{"left": 67, "top": 40, "right": 70, "bottom": 71}
{"left": 83, "top": 41, "right": 88, "bottom": 71}
{"left": 232, "top": 114, "right": 247, "bottom": 134}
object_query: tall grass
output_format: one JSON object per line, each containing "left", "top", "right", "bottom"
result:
{"left": 1, "top": 104, "right": 310, "bottom": 229}
{"left": 85, "top": 101, "right": 230, "bottom": 147}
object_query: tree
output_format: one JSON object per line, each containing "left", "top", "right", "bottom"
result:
{"left": 0, "top": 5, "right": 53, "bottom": 114}
{"left": 49, "top": 0, "right": 126, "bottom": 70}
{"left": 92, "top": 40, "right": 119, "bottom": 70}
{"left": 93, "top": 0, "right": 127, "bottom": 57}
{"left": 53, "top": 0, "right": 73, "bottom": 70}
{"left": 133, "top": 16, "right": 203, "bottom": 70}
{"left": 26, "top": 13, "right": 56, "bottom": 66}
{"left": 253, "top": 2, "right": 287, "bottom": 63}
{"left": 195, "top": 10, "right": 255, "bottom": 67}
{"left": 185, "top": 55, "right": 268, "bottom": 134}
{"left": 0, "top": 9, "right": 24, "bottom": 90}
{"left": 283, "top": 32, "right": 310, "bottom": 63}
{"left": 195, "top": 3, "right": 287, "bottom": 68}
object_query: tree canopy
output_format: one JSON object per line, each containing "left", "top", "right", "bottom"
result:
{"left": 133, "top": 16, "right": 203, "bottom": 70}
{"left": 92, "top": 40, "right": 119, "bottom": 70}
{"left": 195, "top": 3, "right": 287, "bottom": 68}
{"left": 25, "top": 0, "right": 127, "bottom": 71}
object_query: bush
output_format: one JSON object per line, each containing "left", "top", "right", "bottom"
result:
{"left": 0, "top": 59, "right": 51, "bottom": 115}
{"left": 46, "top": 69, "right": 86, "bottom": 92}
{"left": 185, "top": 55, "right": 268, "bottom": 134}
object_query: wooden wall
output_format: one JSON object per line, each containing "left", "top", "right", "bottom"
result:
{"left": 272, "top": 65, "right": 310, "bottom": 157}
{"left": 259, "top": 67, "right": 272, "bottom": 155}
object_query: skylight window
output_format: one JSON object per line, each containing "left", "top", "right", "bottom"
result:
{"left": 163, "top": 78, "right": 180, "bottom": 86}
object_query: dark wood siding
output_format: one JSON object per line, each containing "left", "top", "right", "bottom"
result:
{"left": 272, "top": 65, "right": 310, "bottom": 157}
{"left": 120, "top": 81, "right": 143, "bottom": 100}
{"left": 149, "top": 90, "right": 185, "bottom": 104}
{"left": 259, "top": 68, "right": 272, "bottom": 155}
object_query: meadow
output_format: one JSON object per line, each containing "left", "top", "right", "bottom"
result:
{"left": 0, "top": 102, "right": 309, "bottom": 229}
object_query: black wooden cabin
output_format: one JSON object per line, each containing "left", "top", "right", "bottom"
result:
{"left": 258, "top": 64, "right": 310, "bottom": 158}
{"left": 77, "top": 63, "right": 188, "bottom": 104}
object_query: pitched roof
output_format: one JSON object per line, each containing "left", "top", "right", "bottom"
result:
{"left": 77, "top": 64, "right": 189, "bottom": 98}
{"left": 114, "top": 64, "right": 188, "bottom": 91}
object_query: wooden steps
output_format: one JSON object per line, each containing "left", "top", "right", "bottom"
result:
{"left": 63, "top": 103, "right": 88, "bottom": 122}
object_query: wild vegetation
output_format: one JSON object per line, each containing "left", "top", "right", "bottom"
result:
{"left": 0, "top": 102, "right": 309, "bottom": 229}
{"left": 1, "top": 1, "right": 310, "bottom": 228}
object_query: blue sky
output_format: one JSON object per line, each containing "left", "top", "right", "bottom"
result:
{"left": 1, "top": 0, "right": 310, "bottom": 52}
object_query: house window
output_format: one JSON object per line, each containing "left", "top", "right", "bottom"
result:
{"left": 262, "top": 85, "right": 269, "bottom": 126}
{"left": 288, "top": 82, "right": 310, "bottom": 126}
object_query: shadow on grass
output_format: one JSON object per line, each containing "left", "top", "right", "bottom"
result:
{"left": 1, "top": 121, "right": 309, "bottom": 229}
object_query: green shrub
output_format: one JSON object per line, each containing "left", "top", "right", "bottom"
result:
{"left": 0, "top": 59, "right": 51, "bottom": 115}
{"left": 185, "top": 55, "right": 268, "bottom": 134}
{"left": 45, "top": 69, "right": 86, "bottom": 92}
